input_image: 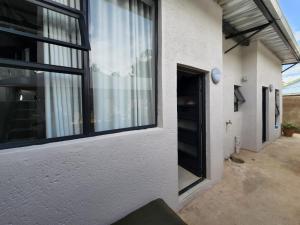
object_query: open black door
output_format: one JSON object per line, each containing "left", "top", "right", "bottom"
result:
{"left": 262, "top": 87, "right": 268, "bottom": 143}
{"left": 177, "top": 66, "right": 206, "bottom": 179}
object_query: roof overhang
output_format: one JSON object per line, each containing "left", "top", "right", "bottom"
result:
{"left": 217, "top": 0, "right": 300, "bottom": 65}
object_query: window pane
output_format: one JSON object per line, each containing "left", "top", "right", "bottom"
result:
{"left": 0, "top": 0, "right": 82, "bottom": 45}
{"left": 51, "top": 0, "right": 81, "bottom": 10}
{"left": 89, "top": 0, "right": 156, "bottom": 132}
{"left": 275, "top": 90, "right": 280, "bottom": 126}
{"left": 0, "top": 33, "right": 82, "bottom": 68}
{"left": 0, "top": 66, "right": 83, "bottom": 143}
{"left": 234, "top": 86, "right": 245, "bottom": 103}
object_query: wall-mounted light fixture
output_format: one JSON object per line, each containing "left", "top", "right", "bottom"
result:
{"left": 211, "top": 68, "right": 221, "bottom": 84}
{"left": 269, "top": 84, "right": 274, "bottom": 92}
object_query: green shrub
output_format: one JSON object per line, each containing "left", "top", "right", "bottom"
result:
{"left": 282, "top": 122, "right": 299, "bottom": 130}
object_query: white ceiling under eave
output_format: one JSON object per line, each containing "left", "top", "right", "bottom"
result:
{"left": 217, "top": 0, "right": 300, "bottom": 65}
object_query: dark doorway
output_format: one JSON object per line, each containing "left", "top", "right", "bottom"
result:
{"left": 177, "top": 65, "right": 206, "bottom": 194}
{"left": 262, "top": 87, "right": 268, "bottom": 143}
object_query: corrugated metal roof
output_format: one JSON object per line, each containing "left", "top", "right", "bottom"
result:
{"left": 218, "top": 0, "right": 300, "bottom": 64}
{"left": 283, "top": 78, "right": 300, "bottom": 95}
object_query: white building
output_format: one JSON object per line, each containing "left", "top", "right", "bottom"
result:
{"left": 0, "top": 0, "right": 299, "bottom": 224}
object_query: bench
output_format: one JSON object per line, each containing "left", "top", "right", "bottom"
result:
{"left": 111, "top": 199, "right": 187, "bottom": 225}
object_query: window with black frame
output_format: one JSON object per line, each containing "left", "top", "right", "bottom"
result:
{"left": 0, "top": 0, "right": 89, "bottom": 145}
{"left": 89, "top": 0, "right": 157, "bottom": 132}
{"left": 275, "top": 89, "right": 280, "bottom": 127}
{"left": 234, "top": 85, "right": 245, "bottom": 112}
{"left": 0, "top": 0, "right": 157, "bottom": 148}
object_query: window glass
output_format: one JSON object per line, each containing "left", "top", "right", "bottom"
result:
{"left": 0, "top": 33, "right": 82, "bottom": 68}
{"left": 234, "top": 94, "right": 238, "bottom": 112}
{"left": 234, "top": 86, "right": 245, "bottom": 112}
{"left": 89, "top": 0, "right": 156, "bottom": 132}
{"left": 0, "top": 67, "right": 82, "bottom": 143}
{"left": 275, "top": 89, "right": 280, "bottom": 127}
{"left": 0, "top": 0, "right": 82, "bottom": 45}
{"left": 51, "top": 0, "right": 81, "bottom": 10}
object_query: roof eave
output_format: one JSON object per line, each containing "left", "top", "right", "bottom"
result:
{"left": 258, "top": 0, "right": 300, "bottom": 63}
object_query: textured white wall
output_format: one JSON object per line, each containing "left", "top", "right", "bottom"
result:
{"left": 223, "top": 40, "right": 282, "bottom": 155}
{"left": 240, "top": 42, "right": 260, "bottom": 151}
{"left": 0, "top": 0, "right": 224, "bottom": 225}
{"left": 161, "top": 0, "right": 224, "bottom": 183}
{"left": 0, "top": 129, "right": 179, "bottom": 225}
{"left": 223, "top": 37, "right": 243, "bottom": 158}
{"left": 257, "top": 41, "right": 282, "bottom": 149}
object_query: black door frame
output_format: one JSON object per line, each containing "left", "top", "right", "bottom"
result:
{"left": 177, "top": 65, "right": 206, "bottom": 195}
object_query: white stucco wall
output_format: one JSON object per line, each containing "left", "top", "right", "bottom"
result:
{"left": 223, "top": 40, "right": 282, "bottom": 155}
{"left": 0, "top": 0, "right": 224, "bottom": 225}
{"left": 162, "top": 0, "right": 224, "bottom": 178}
{"left": 257, "top": 41, "right": 282, "bottom": 149}
{"left": 223, "top": 37, "right": 244, "bottom": 158}
{"left": 241, "top": 42, "right": 259, "bottom": 151}
{"left": 163, "top": 0, "right": 224, "bottom": 205}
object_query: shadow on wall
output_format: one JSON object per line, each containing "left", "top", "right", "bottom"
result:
{"left": 283, "top": 95, "right": 300, "bottom": 133}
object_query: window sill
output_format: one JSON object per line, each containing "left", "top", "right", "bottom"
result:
{"left": 0, "top": 125, "right": 162, "bottom": 151}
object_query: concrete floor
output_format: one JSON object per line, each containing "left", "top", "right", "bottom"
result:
{"left": 179, "top": 135, "right": 300, "bottom": 225}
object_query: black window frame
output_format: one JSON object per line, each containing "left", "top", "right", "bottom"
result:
{"left": 275, "top": 89, "right": 280, "bottom": 128}
{"left": 0, "top": 0, "right": 158, "bottom": 150}
{"left": 234, "top": 85, "right": 245, "bottom": 112}
{"left": 0, "top": 0, "right": 90, "bottom": 51}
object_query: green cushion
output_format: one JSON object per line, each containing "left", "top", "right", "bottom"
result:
{"left": 111, "top": 199, "right": 187, "bottom": 225}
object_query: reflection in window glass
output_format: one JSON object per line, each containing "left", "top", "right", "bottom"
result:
{"left": 0, "top": 0, "right": 83, "bottom": 68}
{"left": 0, "top": 67, "right": 82, "bottom": 143}
{"left": 0, "top": 33, "right": 82, "bottom": 68}
{"left": 51, "top": 0, "right": 81, "bottom": 9}
{"left": 89, "top": 0, "right": 156, "bottom": 132}
{"left": 0, "top": 0, "right": 81, "bottom": 43}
